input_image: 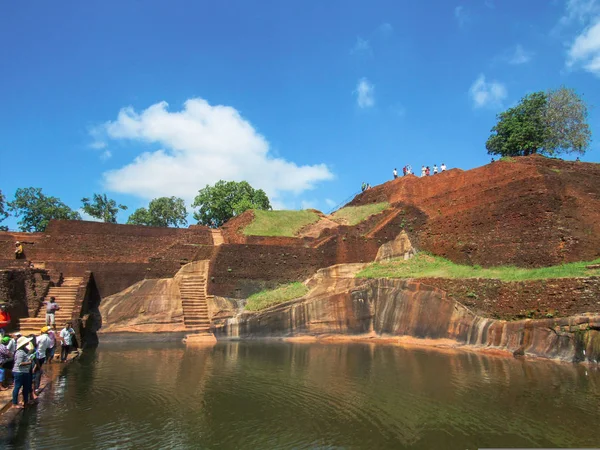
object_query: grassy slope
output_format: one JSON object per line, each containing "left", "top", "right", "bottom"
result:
{"left": 245, "top": 282, "right": 309, "bottom": 311}
{"left": 243, "top": 210, "right": 320, "bottom": 237}
{"left": 357, "top": 253, "right": 600, "bottom": 281}
{"left": 331, "top": 202, "right": 389, "bottom": 226}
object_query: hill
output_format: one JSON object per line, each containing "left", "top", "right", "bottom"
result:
{"left": 349, "top": 155, "right": 600, "bottom": 267}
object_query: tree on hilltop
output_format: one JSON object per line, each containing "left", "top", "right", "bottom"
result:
{"left": 0, "top": 190, "right": 8, "bottom": 231}
{"left": 192, "top": 180, "right": 271, "bottom": 228}
{"left": 81, "top": 193, "right": 127, "bottom": 223}
{"left": 486, "top": 87, "right": 591, "bottom": 157}
{"left": 126, "top": 196, "right": 187, "bottom": 227}
{"left": 8, "top": 187, "right": 81, "bottom": 232}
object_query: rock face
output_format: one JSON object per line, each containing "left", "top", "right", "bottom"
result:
{"left": 99, "top": 277, "right": 186, "bottom": 333}
{"left": 213, "top": 266, "right": 600, "bottom": 364}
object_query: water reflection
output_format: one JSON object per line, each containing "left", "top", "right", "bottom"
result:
{"left": 2, "top": 341, "right": 599, "bottom": 449}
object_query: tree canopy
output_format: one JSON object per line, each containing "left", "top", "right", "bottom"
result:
{"left": 126, "top": 196, "right": 188, "bottom": 227}
{"left": 8, "top": 187, "right": 81, "bottom": 232}
{"left": 0, "top": 190, "right": 8, "bottom": 231}
{"left": 192, "top": 180, "right": 271, "bottom": 228}
{"left": 486, "top": 87, "right": 591, "bottom": 157}
{"left": 81, "top": 193, "right": 127, "bottom": 223}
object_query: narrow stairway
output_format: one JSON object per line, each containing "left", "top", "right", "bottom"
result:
{"left": 180, "top": 273, "right": 211, "bottom": 332}
{"left": 18, "top": 277, "right": 84, "bottom": 335}
{"left": 211, "top": 229, "right": 224, "bottom": 246}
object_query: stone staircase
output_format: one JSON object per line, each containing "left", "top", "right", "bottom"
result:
{"left": 211, "top": 229, "right": 224, "bottom": 246}
{"left": 179, "top": 266, "right": 212, "bottom": 333}
{"left": 18, "top": 277, "right": 83, "bottom": 335}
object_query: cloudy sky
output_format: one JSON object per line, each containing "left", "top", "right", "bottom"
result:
{"left": 1, "top": 0, "right": 599, "bottom": 226}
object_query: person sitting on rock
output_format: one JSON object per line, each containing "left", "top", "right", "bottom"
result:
{"left": 15, "top": 242, "right": 23, "bottom": 260}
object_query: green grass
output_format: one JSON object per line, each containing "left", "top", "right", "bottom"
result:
{"left": 331, "top": 202, "right": 389, "bottom": 226}
{"left": 499, "top": 156, "right": 516, "bottom": 163}
{"left": 245, "top": 282, "right": 309, "bottom": 311}
{"left": 243, "top": 210, "right": 320, "bottom": 237}
{"left": 357, "top": 253, "right": 600, "bottom": 281}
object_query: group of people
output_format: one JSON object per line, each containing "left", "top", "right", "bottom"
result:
{"left": 0, "top": 296, "right": 76, "bottom": 409}
{"left": 360, "top": 182, "right": 372, "bottom": 192}
{"left": 392, "top": 164, "right": 447, "bottom": 179}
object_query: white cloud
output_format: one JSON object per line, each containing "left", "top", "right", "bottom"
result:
{"left": 355, "top": 78, "right": 375, "bottom": 108}
{"left": 100, "top": 150, "right": 112, "bottom": 161}
{"left": 567, "top": 18, "right": 600, "bottom": 75}
{"left": 90, "top": 141, "right": 107, "bottom": 149}
{"left": 469, "top": 74, "right": 507, "bottom": 109}
{"left": 350, "top": 37, "right": 372, "bottom": 55}
{"left": 508, "top": 44, "right": 534, "bottom": 64}
{"left": 78, "top": 209, "right": 103, "bottom": 223}
{"left": 377, "top": 22, "right": 394, "bottom": 37}
{"left": 454, "top": 6, "right": 469, "bottom": 28}
{"left": 98, "top": 99, "right": 334, "bottom": 205}
{"left": 558, "top": 0, "right": 600, "bottom": 28}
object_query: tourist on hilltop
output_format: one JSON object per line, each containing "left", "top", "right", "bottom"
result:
{"left": 43, "top": 296, "right": 60, "bottom": 328}
{"left": 491, "top": 157, "right": 495, "bottom": 163}
{"left": 0, "top": 336, "right": 12, "bottom": 391}
{"left": 12, "top": 336, "right": 33, "bottom": 409}
{"left": 433, "top": 165, "right": 438, "bottom": 174}
{"left": 393, "top": 168, "right": 398, "bottom": 179}
{"left": 441, "top": 163, "right": 446, "bottom": 172}
{"left": 361, "top": 182, "right": 366, "bottom": 192}
{"left": 0, "top": 303, "right": 10, "bottom": 338}
{"left": 426, "top": 166, "right": 431, "bottom": 176}
{"left": 421, "top": 166, "right": 426, "bottom": 177}
{"left": 60, "top": 322, "right": 76, "bottom": 362}
{"left": 407, "top": 165, "right": 412, "bottom": 175}
{"left": 402, "top": 166, "right": 407, "bottom": 176}
{"left": 33, "top": 327, "right": 51, "bottom": 394}
{"left": 15, "top": 242, "right": 23, "bottom": 259}
{"left": 46, "top": 327, "right": 57, "bottom": 363}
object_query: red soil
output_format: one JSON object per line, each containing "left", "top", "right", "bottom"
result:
{"left": 350, "top": 156, "right": 600, "bottom": 267}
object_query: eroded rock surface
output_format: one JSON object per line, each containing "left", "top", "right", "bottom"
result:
{"left": 212, "top": 267, "right": 600, "bottom": 364}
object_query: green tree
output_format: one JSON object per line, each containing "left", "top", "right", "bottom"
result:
{"left": 126, "top": 196, "right": 187, "bottom": 227}
{"left": 543, "top": 87, "right": 591, "bottom": 156}
{"left": 0, "top": 190, "right": 8, "bottom": 231}
{"left": 8, "top": 187, "right": 81, "bottom": 232}
{"left": 486, "top": 87, "right": 591, "bottom": 157}
{"left": 486, "top": 92, "right": 547, "bottom": 157}
{"left": 192, "top": 180, "right": 271, "bottom": 228}
{"left": 81, "top": 193, "right": 127, "bottom": 223}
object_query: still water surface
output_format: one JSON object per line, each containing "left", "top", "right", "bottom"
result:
{"left": 2, "top": 341, "right": 600, "bottom": 449}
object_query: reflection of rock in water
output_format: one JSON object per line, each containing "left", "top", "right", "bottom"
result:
{"left": 213, "top": 267, "right": 600, "bottom": 364}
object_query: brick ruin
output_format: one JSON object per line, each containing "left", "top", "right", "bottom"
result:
{"left": 1, "top": 155, "right": 599, "bottom": 341}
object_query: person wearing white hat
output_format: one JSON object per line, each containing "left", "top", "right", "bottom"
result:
{"left": 12, "top": 336, "right": 33, "bottom": 408}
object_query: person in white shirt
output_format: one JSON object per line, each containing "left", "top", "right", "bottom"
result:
{"left": 393, "top": 168, "right": 398, "bottom": 179}
{"left": 441, "top": 163, "right": 447, "bottom": 172}
{"left": 433, "top": 165, "right": 438, "bottom": 174}
{"left": 60, "top": 322, "right": 76, "bottom": 362}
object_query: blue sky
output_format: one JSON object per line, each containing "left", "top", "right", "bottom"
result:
{"left": 1, "top": 0, "right": 599, "bottom": 228}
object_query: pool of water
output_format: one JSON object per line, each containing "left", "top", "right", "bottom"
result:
{"left": 2, "top": 340, "right": 600, "bottom": 449}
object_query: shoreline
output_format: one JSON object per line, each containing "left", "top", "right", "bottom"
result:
{"left": 0, "top": 351, "right": 80, "bottom": 421}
